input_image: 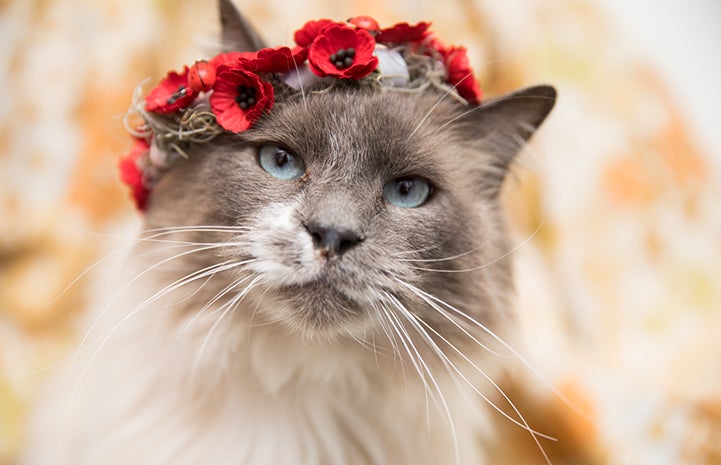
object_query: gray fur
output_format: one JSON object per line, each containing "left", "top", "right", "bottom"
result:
{"left": 144, "top": 80, "right": 555, "bottom": 340}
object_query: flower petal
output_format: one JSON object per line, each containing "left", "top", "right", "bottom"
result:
{"left": 253, "top": 46, "right": 309, "bottom": 74}
{"left": 294, "top": 18, "right": 337, "bottom": 47}
{"left": 145, "top": 66, "right": 197, "bottom": 114}
{"left": 118, "top": 138, "right": 151, "bottom": 211}
{"left": 210, "top": 67, "right": 274, "bottom": 132}
{"left": 444, "top": 46, "right": 482, "bottom": 104}
{"left": 307, "top": 24, "right": 378, "bottom": 79}
{"left": 377, "top": 21, "right": 430, "bottom": 44}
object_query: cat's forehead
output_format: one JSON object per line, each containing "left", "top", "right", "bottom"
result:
{"left": 245, "top": 90, "right": 463, "bottom": 178}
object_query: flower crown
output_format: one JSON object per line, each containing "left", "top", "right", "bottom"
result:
{"left": 120, "top": 16, "right": 483, "bottom": 211}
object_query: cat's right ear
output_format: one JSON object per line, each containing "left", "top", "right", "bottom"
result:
{"left": 219, "top": 0, "right": 267, "bottom": 52}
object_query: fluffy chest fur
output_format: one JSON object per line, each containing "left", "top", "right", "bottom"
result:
{"left": 32, "top": 281, "right": 487, "bottom": 465}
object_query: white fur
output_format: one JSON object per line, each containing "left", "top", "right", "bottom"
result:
{"left": 22, "top": 277, "right": 489, "bottom": 465}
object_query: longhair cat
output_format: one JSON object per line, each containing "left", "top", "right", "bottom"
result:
{"left": 22, "top": 1, "right": 556, "bottom": 464}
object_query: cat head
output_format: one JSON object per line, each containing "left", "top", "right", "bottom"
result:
{"left": 124, "top": 0, "right": 556, "bottom": 342}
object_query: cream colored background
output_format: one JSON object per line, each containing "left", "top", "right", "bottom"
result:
{"left": 1, "top": 1, "right": 719, "bottom": 464}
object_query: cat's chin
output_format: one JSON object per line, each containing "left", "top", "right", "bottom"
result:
{"left": 259, "top": 277, "right": 373, "bottom": 339}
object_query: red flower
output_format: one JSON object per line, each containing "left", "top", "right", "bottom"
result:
{"left": 209, "top": 51, "right": 258, "bottom": 69}
{"left": 188, "top": 60, "right": 217, "bottom": 93}
{"left": 377, "top": 21, "right": 430, "bottom": 44}
{"left": 307, "top": 24, "right": 378, "bottom": 79}
{"left": 119, "top": 138, "right": 151, "bottom": 211}
{"left": 252, "top": 46, "right": 309, "bottom": 74}
{"left": 348, "top": 16, "right": 380, "bottom": 33}
{"left": 444, "top": 46, "right": 482, "bottom": 105}
{"left": 145, "top": 66, "right": 197, "bottom": 114}
{"left": 294, "top": 18, "right": 337, "bottom": 47}
{"left": 209, "top": 67, "right": 274, "bottom": 132}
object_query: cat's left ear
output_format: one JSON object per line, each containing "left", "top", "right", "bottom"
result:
{"left": 219, "top": 0, "right": 267, "bottom": 52}
{"left": 466, "top": 85, "right": 557, "bottom": 195}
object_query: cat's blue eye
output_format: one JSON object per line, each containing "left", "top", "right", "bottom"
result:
{"left": 258, "top": 145, "right": 305, "bottom": 180}
{"left": 383, "top": 176, "right": 432, "bottom": 208}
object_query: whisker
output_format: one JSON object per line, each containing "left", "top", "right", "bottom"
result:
{"left": 393, "top": 278, "right": 503, "bottom": 357}
{"left": 84, "top": 230, "right": 234, "bottom": 247}
{"left": 140, "top": 225, "right": 253, "bottom": 234}
{"left": 381, "top": 300, "right": 461, "bottom": 465}
{"left": 379, "top": 304, "right": 432, "bottom": 424}
{"left": 393, "top": 276, "right": 591, "bottom": 423}
{"left": 159, "top": 273, "right": 257, "bottom": 364}
{"left": 369, "top": 299, "right": 406, "bottom": 382}
{"left": 407, "top": 93, "right": 450, "bottom": 140}
{"left": 66, "top": 257, "right": 254, "bottom": 418}
{"left": 385, "top": 287, "right": 555, "bottom": 465}
{"left": 69, "top": 247, "right": 238, "bottom": 374}
{"left": 412, "top": 310, "right": 556, "bottom": 458}
{"left": 396, "top": 242, "right": 488, "bottom": 264}
{"left": 408, "top": 70, "right": 482, "bottom": 140}
{"left": 191, "top": 275, "right": 263, "bottom": 377}
{"left": 289, "top": 49, "right": 307, "bottom": 112}
{"left": 390, "top": 244, "right": 439, "bottom": 257}
{"left": 404, "top": 221, "right": 544, "bottom": 274}
{"left": 72, "top": 241, "right": 237, "bottom": 352}
{"left": 396, "top": 286, "right": 555, "bottom": 438}
{"left": 40, "top": 243, "right": 131, "bottom": 314}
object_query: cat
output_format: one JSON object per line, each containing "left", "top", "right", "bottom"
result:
{"left": 21, "top": 1, "right": 556, "bottom": 464}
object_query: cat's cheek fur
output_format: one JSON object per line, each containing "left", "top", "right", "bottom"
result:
{"left": 242, "top": 200, "right": 321, "bottom": 286}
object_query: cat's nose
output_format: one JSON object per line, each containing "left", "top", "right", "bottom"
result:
{"left": 304, "top": 222, "right": 363, "bottom": 257}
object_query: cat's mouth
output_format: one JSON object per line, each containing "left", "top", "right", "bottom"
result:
{"left": 281, "top": 261, "right": 373, "bottom": 304}
{"left": 260, "top": 275, "right": 369, "bottom": 334}
{"left": 240, "top": 251, "right": 385, "bottom": 335}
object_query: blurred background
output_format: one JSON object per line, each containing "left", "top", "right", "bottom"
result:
{"left": 1, "top": 0, "right": 719, "bottom": 464}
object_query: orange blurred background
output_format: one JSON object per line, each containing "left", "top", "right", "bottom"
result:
{"left": 1, "top": 1, "right": 719, "bottom": 464}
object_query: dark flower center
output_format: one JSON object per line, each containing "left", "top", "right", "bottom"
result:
{"left": 235, "top": 85, "right": 258, "bottom": 110}
{"left": 329, "top": 48, "right": 355, "bottom": 69}
{"left": 166, "top": 85, "right": 187, "bottom": 105}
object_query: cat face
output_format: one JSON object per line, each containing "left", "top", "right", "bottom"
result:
{"left": 133, "top": 3, "right": 555, "bottom": 344}
{"left": 142, "top": 82, "right": 553, "bottom": 341}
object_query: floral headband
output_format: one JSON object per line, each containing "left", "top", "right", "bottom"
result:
{"left": 120, "top": 16, "right": 483, "bottom": 211}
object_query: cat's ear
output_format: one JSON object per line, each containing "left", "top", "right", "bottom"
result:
{"left": 467, "top": 85, "right": 556, "bottom": 195}
{"left": 219, "top": 0, "right": 267, "bottom": 52}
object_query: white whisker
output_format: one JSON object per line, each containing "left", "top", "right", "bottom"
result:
{"left": 393, "top": 278, "right": 503, "bottom": 357}
{"left": 381, "top": 299, "right": 461, "bottom": 465}
{"left": 379, "top": 304, "right": 432, "bottom": 423}
{"left": 394, "top": 276, "right": 591, "bottom": 423}
{"left": 66, "top": 257, "right": 254, "bottom": 419}
{"left": 191, "top": 275, "right": 263, "bottom": 377}
{"left": 407, "top": 87, "right": 456, "bottom": 140}
{"left": 395, "top": 244, "right": 485, "bottom": 263}
{"left": 390, "top": 244, "right": 439, "bottom": 257}
{"left": 396, "top": 285, "right": 555, "bottom": 436}
{"left": 160, "top": 273, "right": 257, "bottom": 364}
{"left": 405, "top": 221, "right": 544, "bottom": 273}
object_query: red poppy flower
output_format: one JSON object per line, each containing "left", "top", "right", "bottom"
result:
{"left": 145, "top": 66, "right": 197, "bottom": 114}
{"left": 252, "top": 46, "right": 309, "bottom": 74}
{"left": 209, "top": 67, "right": 274, "bottom": 133}
{"left": 209, "top": 51, "right": 258, "bottom": 69}
{"left": 119, "top": 137, "right": 151, "bottom": 211}
{"left": 294, "top": 18, "right": 337, "bottom": 47}
{"left": 307, "top": 24, "right": 378, "bottom": 79}
{"left": 377, "top": 21, "right": 430, "bottom": 44}
{"left": 444, "top": 46, "right": 482, "bottom": 105}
